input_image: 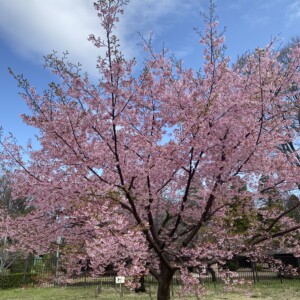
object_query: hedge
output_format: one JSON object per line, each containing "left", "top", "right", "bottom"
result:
{"left": 0, "top": 273, "right": 36, "bottom": 289}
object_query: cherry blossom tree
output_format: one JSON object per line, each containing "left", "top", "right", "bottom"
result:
{"left": 2, "top": 0, "right": 300, "bottom": 299}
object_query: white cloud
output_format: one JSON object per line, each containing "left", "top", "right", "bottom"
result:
{"left": 122, "top": 0, "right": 200, "bottom": 30}
{"left": 0, "top": 0, "right": 201, "bottom": 76}
{"left": 0, "top": 0, "right": 98, "bottom": 70}
{"left": 286, "top": 0, "right": 300, "bottom": 23}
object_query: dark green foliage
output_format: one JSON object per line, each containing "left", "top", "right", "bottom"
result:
{"left": 0, "top": 176, "right": 32, "bottom": 216}
{"left": 227, "top": 261, "right": 239, "bottom": 271}
{"left": 9, "top": 258, "right": 34, "bottom": 274}
{"left": 0, "top": 273, "right": 36, "bottom": 289}
{"left": 226, "top": 195, "right": 253, "bottom": 234}
{"left": 286, "top": 194, "right": 300, "bottom": 222}
{"left": 232, "top": 215, "right": 250, "bottom": 233}
{"left": 255, "top": 264, "right": 263, "bottom": 272}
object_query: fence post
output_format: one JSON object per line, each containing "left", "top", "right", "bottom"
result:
{"left": 255, "top": 263, "right": 259, "bottom": 282}
{"left": 251, "top": 262, "right": 256, "bottom": 283}
{"left": 23, "top": 257, "right": 29, "bottom": 284}
{"left": 149, "top": 282, "right": 152, "bottom": 299}
{"left": 55, "top": 246, "right": 60, "bottom": 287}
{"left": 278, "top": 267, "right": 283, "bottom": 284}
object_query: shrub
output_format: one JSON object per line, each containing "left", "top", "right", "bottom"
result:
{"left": 0, "top": 273, "right": 36, "bottom": 289}
{"left": 9, "top": 259, "right": 34, "bottom": 274}
{"left": 255, "top": 264, "right": 263, "bottom": 272}
{"left": 227, "top": 261, "right": 239, "bottom": 271}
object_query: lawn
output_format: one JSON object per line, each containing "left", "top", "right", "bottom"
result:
{"left": 0, "top": 283, "right": 300, "bottom": 299}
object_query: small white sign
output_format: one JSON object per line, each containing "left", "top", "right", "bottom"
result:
{"left": 115, "top": 276, "right": 125, "bottom": 284}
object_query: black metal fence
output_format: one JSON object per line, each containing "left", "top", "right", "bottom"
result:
{"left": 0, "top": 256, "right": 299, "bottom": 289}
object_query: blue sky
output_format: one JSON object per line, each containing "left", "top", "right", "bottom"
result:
{"left": 1, "top": 0, "right": 300, "bottom": 147}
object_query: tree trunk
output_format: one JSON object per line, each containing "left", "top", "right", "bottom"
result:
{"left": 207, "top": 265, "right": 217, "bottom": 282}
{"left": 157, "top": 264, "right": 175, "bottom": 300}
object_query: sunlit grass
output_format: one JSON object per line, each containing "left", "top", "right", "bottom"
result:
{"left": 0, "top": 281, "right": 300, "bottom": 299}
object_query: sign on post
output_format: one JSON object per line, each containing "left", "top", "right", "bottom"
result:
{"left": 115, "top": 276, "right": 125, "bottom": 297}
{"left": 115, "top": 276, "right": 125, "bottom": 284}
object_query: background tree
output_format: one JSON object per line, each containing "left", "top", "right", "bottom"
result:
{"left": 235, "top": 38, "right": 300, "bottom": 234}
{"left": 0, "top": 175, "right": 32, "bottom": 216}
{"left": 283, "top": 194, "right": 300, "bottom": 222}
{"left": 1, "top": 1, "right": 300, "bottom": 299}
{"left": 0, "top": 175, "right": 32, "bottom": 272}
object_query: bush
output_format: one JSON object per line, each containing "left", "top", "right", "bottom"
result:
{"left": 0, "top": 273, "right": 36, "bottom": 289}
{"left": 227, "top": 261, "right": 239, "bottom": 271}
{"left": 9, "top": 259, "right": 34, "bottom": 274}
{"left": 255, "top": 264, "right": 263, "bottom": 272}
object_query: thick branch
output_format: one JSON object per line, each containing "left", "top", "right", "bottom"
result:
{"left": 251, "top": 225, "right": 300, "bottom": 246}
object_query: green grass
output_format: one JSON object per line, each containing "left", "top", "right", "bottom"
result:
{"left": 0, "top": 287, "right": 150, "bottom": 300}
{"left": 204, "top": 282, "right": 300, "bottom": 300}
{"left": 0, "top": 282, "right": 300, "bottom": 299}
